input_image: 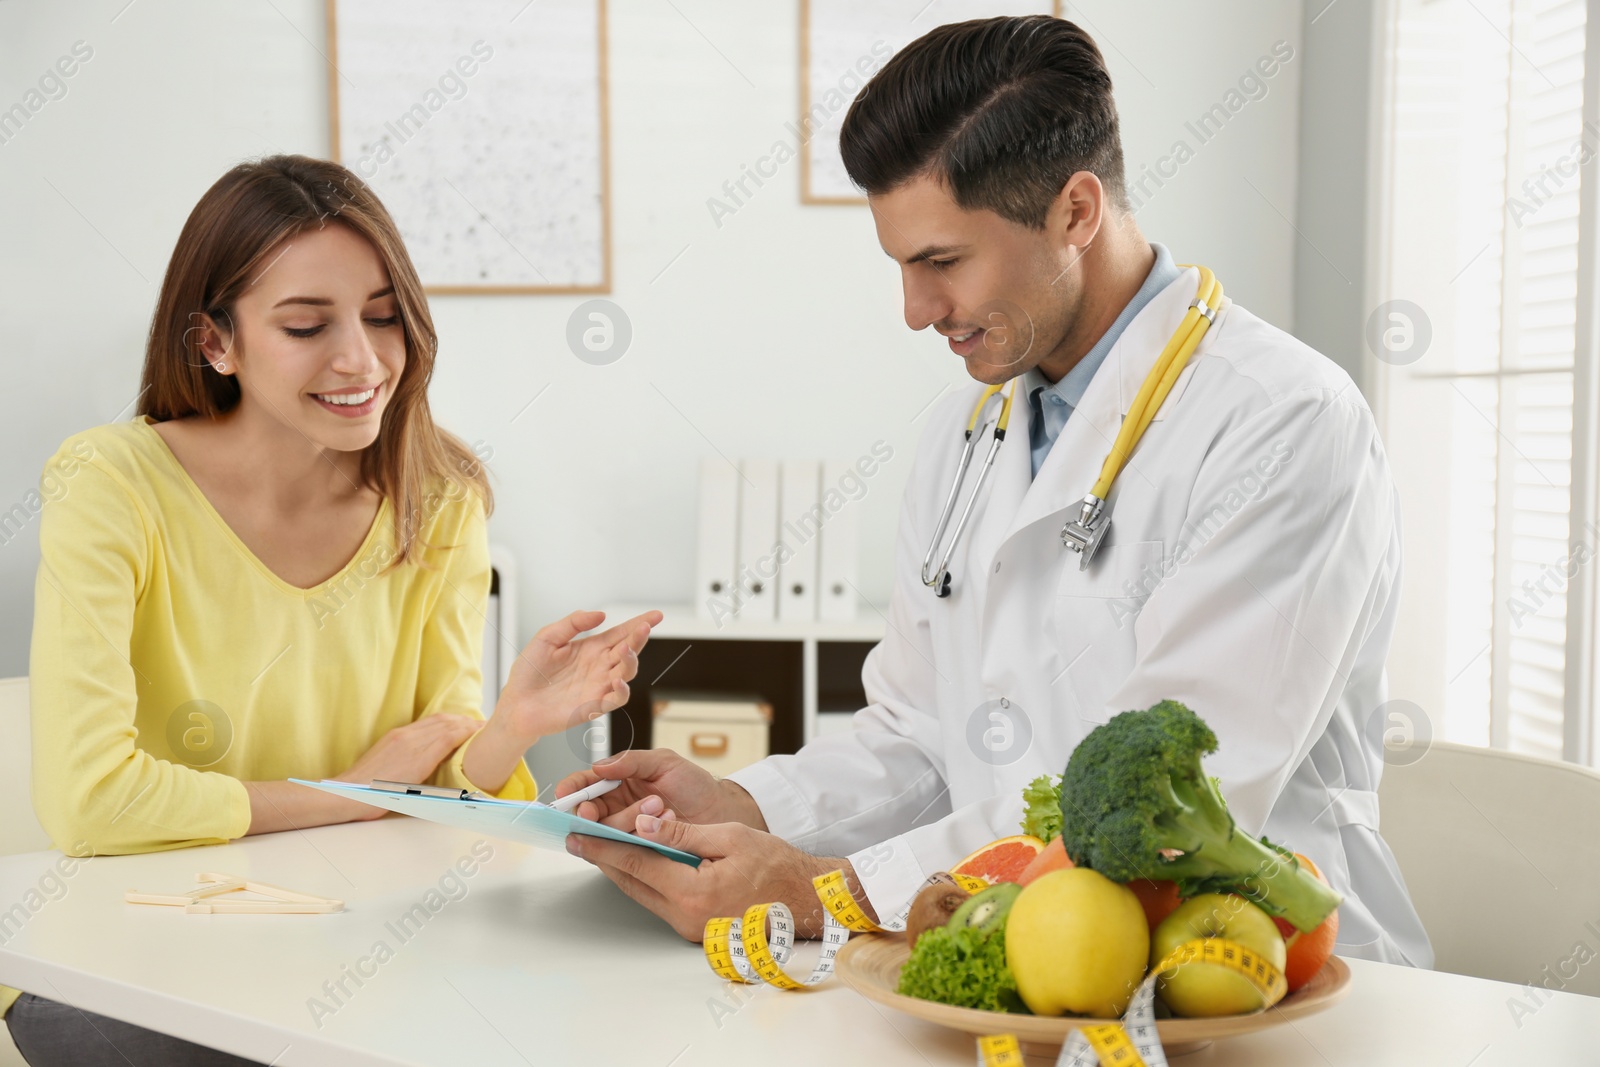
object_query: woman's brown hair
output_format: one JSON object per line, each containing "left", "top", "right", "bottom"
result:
{"left": 138, "top": 153, "right": 491, "bottom": 569}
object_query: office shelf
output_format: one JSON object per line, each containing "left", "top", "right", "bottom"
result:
{"left": 592, "top": 603, "right": 888, "bottom": 759}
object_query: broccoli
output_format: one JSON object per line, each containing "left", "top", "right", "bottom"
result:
{"left": 1019, "top": 774, "right": 1062, "bottom": 843}
{"left": 1057, "top": 700, "right": 1341, "bottom": 934}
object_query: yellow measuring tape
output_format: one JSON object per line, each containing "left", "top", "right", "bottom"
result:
{"left": 704, "top": 871, "right": 1286, "bottom": 1067}
{"left": 815, "top": 868, "right": 988, "bottom": 932}
{"left": 977, "top": 936, "right": 1287, "bottom": 1067}
{"left": 702, "top": 870, "right": 986, "bottom": 988}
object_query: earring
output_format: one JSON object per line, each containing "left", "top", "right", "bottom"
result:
{"left": 215, "top": 361, "right": 227, "bottom": 373}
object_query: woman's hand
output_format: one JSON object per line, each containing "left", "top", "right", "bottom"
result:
{"left": 457, "top": 609, "right": 662, "bottom": 796}
{"left": 248, "top": 714, "right": 484, "bottom": 834}
{"left": 330, "top": 713, "right": 486, "bottom": 820}
{"left": 493, "top": 609, "right": 661, "bottom": 744}
{"left": 554, "top": 747, "right": 767, "bottom": 831}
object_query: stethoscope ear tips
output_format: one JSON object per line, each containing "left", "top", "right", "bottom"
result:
{"left": 937, "top": 573, "right": 952, "bottom": 598}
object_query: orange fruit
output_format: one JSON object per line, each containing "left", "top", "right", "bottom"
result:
{"left": 1271, "top": 853, "right": 1339, "bottom": 992}
{"left": 951, "top": 834, "right": 1046, "bottom": 884}
{"left": 1017, "top": 836, "right": 1074, "bottom": 886}
{"left": 1127, "top": 879, "right": 1183, "bottom": 929}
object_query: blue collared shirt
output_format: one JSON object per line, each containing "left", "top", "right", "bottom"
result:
{"left": 1023, "top": 243, "right": 1182, "bottom": 478}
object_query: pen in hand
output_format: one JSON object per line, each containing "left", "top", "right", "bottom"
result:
{"left": 548, "top": 777, "right": 623, "bottom": 815}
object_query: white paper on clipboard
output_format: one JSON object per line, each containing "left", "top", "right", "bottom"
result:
{"left": 289, "top": 779, "right": 702, "bottom": 867}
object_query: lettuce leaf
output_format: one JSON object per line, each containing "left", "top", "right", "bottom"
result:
{"left": 1020, "top": 773, "right": 1062, "bottom": 843}
{"left": 896, "top": 920, "right": 1019, "bottom": 1013}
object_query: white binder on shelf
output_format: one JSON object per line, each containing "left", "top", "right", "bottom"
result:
{"left": 483, "top": 545, "right": 518, "bottom": 716}
{"left": 736, "top": 459, "right": 780, "bottom": 622}
{"left": 818, "top": 459, "right": 859, "bottom": 622}
{"left": 778, "top": 460, "right": 821, "bottom": 623}
{"left": 694, "top": 458, "right": 739, "bottom": 622}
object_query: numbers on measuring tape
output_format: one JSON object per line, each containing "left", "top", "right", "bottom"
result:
{"left": 976, "top": 1034, "right": 1025, "bottom": 1066}
{"left": 702, "top": 901, "right": 850, "bottom": 991}
{"left": 815, "top": 869, "right": 884, "bottom": 933}
{"left": 812, "top": 868, "right": 990, "bottom": 935}
{"left": 1042, "top": 979, "right": 1167, "bottom": 1067}
{"left": 1152, "top": 938, "right": 1288, "bottom": 1003}
{"left": 706, "top": 870, "right": 993, "bottom": 990}
{"left": 1083, "top": 1023, "right": 1146, "bottom": 1066}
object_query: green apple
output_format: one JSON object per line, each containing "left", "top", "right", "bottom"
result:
{"left": 1149, "top": 893, "right": 1287, "bottom": 1017}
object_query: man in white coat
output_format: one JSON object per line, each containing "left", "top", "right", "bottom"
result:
{"left": 561, "top": 15, "right": 1433, "bottom": 967}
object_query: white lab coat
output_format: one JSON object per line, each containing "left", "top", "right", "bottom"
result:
{"left": 727, "top": 266, "right": 1434, "bottom": 967}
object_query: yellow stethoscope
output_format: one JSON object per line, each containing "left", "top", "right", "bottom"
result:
{"left": 920, "top": 266, "right": 1223, "bottom": 598}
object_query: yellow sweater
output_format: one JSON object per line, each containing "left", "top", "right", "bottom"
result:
{"left": 4, "top": 417, "right": 535, "bottom": 1018}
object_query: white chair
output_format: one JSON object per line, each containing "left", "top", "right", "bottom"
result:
{"left": 1, "top": 676, "right": 47, "bottom": 1066}
{"left": 0, "top": 677, "right": 49, "bottom": 858}
{"left": 1379, "top": 740, "right": 1600, "bottom": 996}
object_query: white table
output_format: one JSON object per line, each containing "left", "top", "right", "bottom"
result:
{"left": 1, "top": 819, "right": 1594, "bottom": 1066}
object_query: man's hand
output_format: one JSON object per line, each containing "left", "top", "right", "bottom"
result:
{"left": 565, "top": 813, "right": 866, "bottom": 941}
{"left": 554, "top": 748, "right": 767, "bottom": 832}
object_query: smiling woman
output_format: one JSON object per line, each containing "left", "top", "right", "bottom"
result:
{"left": 5, "top": 155, "right": 661, "bottom": 1067}
{"left": 139, "top": 156, "right": 466, "bottom": 573}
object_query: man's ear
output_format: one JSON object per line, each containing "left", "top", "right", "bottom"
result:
{"left": 1047, "top": 170, "right": 1106, "bottom": 259}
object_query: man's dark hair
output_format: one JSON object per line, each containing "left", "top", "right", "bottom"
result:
{"left": 838, "top": 16, "right": 1127, "bottom": 228}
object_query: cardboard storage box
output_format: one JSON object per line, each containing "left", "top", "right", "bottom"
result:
{"left": 652, "top": 692, "right": 773, "bottom": 777}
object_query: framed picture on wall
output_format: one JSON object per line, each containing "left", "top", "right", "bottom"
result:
{"left": 327, "top": 0, "right": 611, "bottom": 293}
{"left": 799, "top": 0, "right": 1061, "bottom": 204}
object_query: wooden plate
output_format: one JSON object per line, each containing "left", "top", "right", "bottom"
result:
{"left": 835, "top": 934, "right": 1352, "bottom": 1056}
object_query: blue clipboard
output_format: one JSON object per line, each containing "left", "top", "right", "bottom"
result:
{"left": 290, "top": 779, "right": 702, "bottom": 867}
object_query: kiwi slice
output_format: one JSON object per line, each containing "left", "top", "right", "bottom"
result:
{"left": 946, "top": 882, "right": 1021, "bottom": 937}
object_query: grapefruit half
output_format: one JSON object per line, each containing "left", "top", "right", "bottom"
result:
{"left": 951, "top": 834, "right": 1046, "bottom": 884}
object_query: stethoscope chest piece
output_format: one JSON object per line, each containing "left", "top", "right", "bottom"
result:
{"left": 1060, "top": 494, "right": 1110, "bottom": 571}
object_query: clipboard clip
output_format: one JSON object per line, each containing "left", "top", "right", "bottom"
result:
{"left": 370, "top": 779, "right": 493, "bottom": 802}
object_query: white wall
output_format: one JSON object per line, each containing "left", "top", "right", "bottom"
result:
{"left": 0, "top": 0, "right": 1305, "bottom": 697}
{"left": 1293, "top": 0, "right": 1385, "bottom": 395}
